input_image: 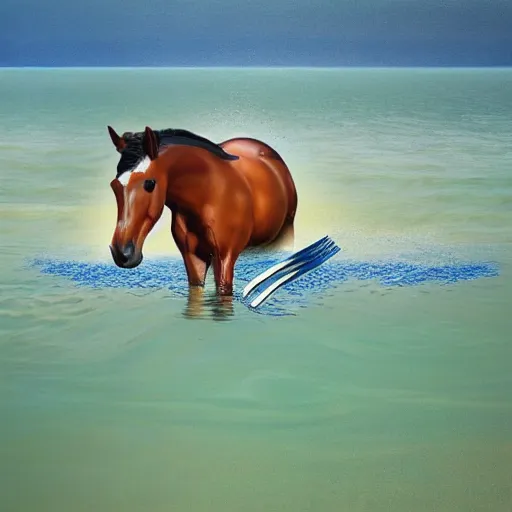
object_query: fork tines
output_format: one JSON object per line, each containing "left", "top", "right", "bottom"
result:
{"left": 242, "top": 235, "right": 341, "bottom": 309}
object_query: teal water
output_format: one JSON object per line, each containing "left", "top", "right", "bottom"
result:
{"left": 1, "top": 68, "right": 511, "bottom": 511}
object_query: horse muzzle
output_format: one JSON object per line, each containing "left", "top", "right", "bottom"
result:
{"left": 109, "top": 241, "right": 143, "bottom": 269}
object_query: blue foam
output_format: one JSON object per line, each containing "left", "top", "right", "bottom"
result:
{"left": 29, "top": 252, "right": 500, "bottom": 316}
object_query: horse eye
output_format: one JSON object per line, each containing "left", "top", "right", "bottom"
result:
{"left": 143, "top": 179, "right": 156, "bottom": 193}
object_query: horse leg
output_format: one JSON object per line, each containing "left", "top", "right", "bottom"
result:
{"left": 203, "top": 205, "right": 251, "bottom": 296}
{"left": 171, "top": 212, "right": 211, "bottom": 287}
{"left": 182, "top": 251, "right": 211, "bottom": 286}
{"left": 212, "top": 252, "right": 236, "bottom": 296}
{"left": 208, "top": 231, "right": 243, "bottom": 296}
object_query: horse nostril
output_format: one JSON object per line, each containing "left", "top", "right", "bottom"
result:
{"left": 121, "top": 241, "right": 135, "bottom": 261}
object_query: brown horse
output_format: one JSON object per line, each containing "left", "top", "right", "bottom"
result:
{"left": 107, "top": 125, "right": 298, "bottom": 296}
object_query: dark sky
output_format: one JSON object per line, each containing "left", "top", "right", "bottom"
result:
{"left": 1, "top": 0, "right": 511, "bottom": 66}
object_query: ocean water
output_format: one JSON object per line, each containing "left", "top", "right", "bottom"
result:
{"left": 1, "top": 67, "right": 511, "bottom": 511}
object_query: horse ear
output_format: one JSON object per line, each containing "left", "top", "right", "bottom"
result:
{"left": 107, "top": 125, "right": 124, "bottom": 151}
{"left": 142, "top": 126, "right": 159, "bottom": 160}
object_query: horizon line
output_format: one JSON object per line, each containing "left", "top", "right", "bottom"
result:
{"left": 1, "top": 65, "right": 511, "bottom": 71}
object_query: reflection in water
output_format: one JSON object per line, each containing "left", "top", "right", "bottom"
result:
{"left": 183, "top": 286, "right": 235, "bottom": 321}
{"left": 208, "top": 294, "right": 235, "bottom": 321}
{"left": 183, "top": 286, "right": 205, "bottom": 319}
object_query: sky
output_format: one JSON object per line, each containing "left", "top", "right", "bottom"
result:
{"left": 1, "top": 0, "right": 511, "bottom": 67}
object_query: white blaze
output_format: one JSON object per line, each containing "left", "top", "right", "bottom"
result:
{"left": 117, "top": 156, "right": 151, "bottom": 186}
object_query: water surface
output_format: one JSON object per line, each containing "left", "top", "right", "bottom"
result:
{"left": 1, "top": 68, "right": 511, "bottom": 512}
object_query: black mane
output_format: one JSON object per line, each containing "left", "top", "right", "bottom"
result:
{"left": 116, "top": 128, "right": 239, "bottom": 178}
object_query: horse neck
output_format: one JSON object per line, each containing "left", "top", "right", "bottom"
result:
{"left": 160, "top": 147, "right": 218, "bottom": 211}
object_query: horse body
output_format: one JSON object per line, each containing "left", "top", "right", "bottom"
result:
{"left": 108, "top": 126, "right": 298, "bottom": 296}
{"left": 219, "top": 137, "right": 297, "bottom": 246}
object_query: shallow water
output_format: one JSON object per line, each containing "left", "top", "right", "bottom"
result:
{"left": 1, "top": 68, "right": 512, "bottom": 511}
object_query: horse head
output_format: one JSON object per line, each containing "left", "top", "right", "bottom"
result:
{"left": 107, "top": 125, "right": 167, "bottom": 269}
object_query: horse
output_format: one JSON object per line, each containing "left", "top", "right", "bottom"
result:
{"left": 107, "top": 125, "right": 298, "bottom": 296}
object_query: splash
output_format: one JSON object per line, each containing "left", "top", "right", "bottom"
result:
{"left": 29, "top": 253, "right": 499, "bottom": 317}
